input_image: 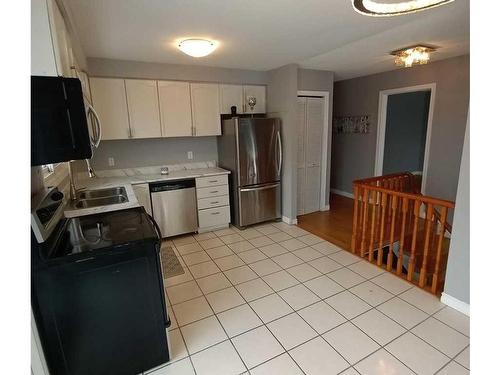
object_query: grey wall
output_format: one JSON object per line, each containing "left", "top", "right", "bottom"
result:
{"left": 267, "top": 64, "right": 299, "bottom": 220}
{"left": 383, "top": 91, "right": 430, "bottom": 174}
{"left": 332, "top": 55, "right": 469, "bottom": 202}
{"left": 84, "top": 58, "right": 269, "bottom": 172}
{"left": 87, "top": 58, "right": 268, "bottom": 84}
{"left": 444, "top": 113, "right": 469, "bottom": 305}
{"left": 298, "top": 69, "right": 335, "bottom": 206}
{"left": 89, "top": 137, "right": 219, "bottom": 170}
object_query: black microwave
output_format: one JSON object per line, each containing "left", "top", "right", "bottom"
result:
{"left": 31, "top": 76, "right": 92, "bottom": 166}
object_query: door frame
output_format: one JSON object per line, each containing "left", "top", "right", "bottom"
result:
{"left": 374, "top": 83, "right": 436, "bottom": 195}
{"left": 297, "top": 90, "right": 331, "bottom": 211}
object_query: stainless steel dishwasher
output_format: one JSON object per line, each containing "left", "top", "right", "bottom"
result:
{"left": 150, "top": 179, "right": 198, "bottom": 238}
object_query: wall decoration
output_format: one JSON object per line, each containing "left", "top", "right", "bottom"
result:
{"left": 334, "top": 115, "right": 370, "bottom": 134}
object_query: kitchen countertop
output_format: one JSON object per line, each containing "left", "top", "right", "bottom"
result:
{"left": 76, "top": 167, "right": 231, "bottom": 189}
{"left": 64, "top": 183, "right": 140, "bottom": 218}
{"left": 63, "top": 167, "right": 230, "bottom": 218}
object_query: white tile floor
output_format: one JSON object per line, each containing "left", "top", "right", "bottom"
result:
{"left": 146, "top": 222, "right": 470, "bottom": 375}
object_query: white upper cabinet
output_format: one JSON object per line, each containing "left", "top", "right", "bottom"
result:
{"left": 89, "top": 78, "right": 130, "bottom": 140}
{"left": 47, "top": 0, "right": 74, "bottom": 77}
{"left": 158, "top": 81, "right": 193, "bottom": 137}
{"left": 31, "top": 0, "right": 58, "bottom": 76}
{"left": 190, "top": 83, "right": 221, "bottom": 136}
{"left": 219, "top": 84, "right": 244, "bottom": 115}
{"left": 125, "top": 79, "right": 162, "bottom": 139}
{"left": 243, "top": 85, "right": 266, "bottom": 114}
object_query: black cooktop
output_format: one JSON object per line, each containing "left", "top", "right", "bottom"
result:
{"left": 46, "top": 207, "right": 159, "bottom": 259}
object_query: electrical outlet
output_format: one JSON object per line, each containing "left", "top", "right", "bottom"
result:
{"left": 108, "top": 157, "right": 115, "bottom": 167}
{"left": 187, "top": 151, "right": 194, "bottom": 160}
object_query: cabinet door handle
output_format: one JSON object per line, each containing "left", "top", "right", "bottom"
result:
{"left": 211, "top": 212, "right": 220, "bottom": 215}
{"left": 210, "top": 201, "right": 219, "bottom": 204}
{"left": 210, "top": 190, "right": 218, "bottom": 194}
{"left": 208, "top": 180, "right": 218, "bottom": 183}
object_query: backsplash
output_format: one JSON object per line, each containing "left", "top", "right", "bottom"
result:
{"left": 76, "top": 136, "right": 218, "bottom": 172}
{"left": 77, "top": 161, "right": 218, "bottom": 180}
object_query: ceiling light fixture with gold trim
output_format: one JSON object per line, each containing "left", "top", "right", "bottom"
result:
{"left": 352, "top": 0, "right": 455, "bottom": 17}
{"left": 391, "top": 45, "right": 437, "bottom": 68}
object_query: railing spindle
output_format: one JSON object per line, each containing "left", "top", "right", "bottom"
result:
{"left": 368, "top": 190, "right": 377, "bottom": 262}
{"left": 419, "top": 203, "right": 434, "bottom": 287}
{"left": 387, "top": 195, "right": 398, "bottom": 272}
{"left": 360, "top": 188, "right": 369, "bottom": 258}
{"left": 377, "top": 193, "right": 387, "bottom": 266}
{"left": 431, "top": 206, "right": 448, "bottom": 293}
{"left": 351, "top": 185, "right": 359, "bottom": 253}
{"left": 396, "top": 197, "right": 409, "bottom": 275}
{"left": 407, "top": 200, "right": 421, "bottom": 282}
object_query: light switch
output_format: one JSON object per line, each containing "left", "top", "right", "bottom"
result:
{"left": 187, "top": 151, "right": 194, "bottom": 160}
{"left": 108, "top": 157, "right": 115, "bottom": 166}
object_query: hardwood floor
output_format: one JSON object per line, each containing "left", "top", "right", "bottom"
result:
{"left": 297, "top": 194, "right": 354, "bottom": 250}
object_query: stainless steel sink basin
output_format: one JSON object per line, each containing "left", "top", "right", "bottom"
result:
{"left": 73, "top": 187, "right": 129, "bottom": 209}
{"left": 77, "top": 187, "right": 127, "bottom": 200}
{"left": 74, "top": 195, "right": 128, "bottom": 209}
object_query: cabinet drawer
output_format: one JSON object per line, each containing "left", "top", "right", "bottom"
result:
{"left": 198, "top": 206, "right": 230, "bottom": 229}
{"left": 196, "top": 184, "right": 229, "bottom": 199}
{"left": 196, "top": 175, "right": 228, "bottom": 188}
{"left": 197, "top": 195, "right": 229, "bottom": 210}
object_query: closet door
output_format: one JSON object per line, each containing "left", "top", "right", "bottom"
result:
{"left": 158, "top": 81, "right": 193, "bottom": 137}
{"left": 89, "top": 77, "right": 130, "bottom": 140}
{"left": 297, "top": 97, "right": 307, "bottom": 216}
{"left": 304, "top": 97, "right": 324, "bottom": 214}
{"left": 125, "top": 79, "right": 162, "bottom": 138}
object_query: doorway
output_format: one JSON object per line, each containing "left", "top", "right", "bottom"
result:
{"left": 375, "top": 84, "right": 435, "bottom": 194}
{"left": 296, "top": 93, "right": 328, "bottom": 216}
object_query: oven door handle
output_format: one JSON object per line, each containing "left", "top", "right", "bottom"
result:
{"left": 147, "top": 213, "right": 163, "bottom": 243}
{"left": 147, "top": 213, "right": 171, "bottom": 328}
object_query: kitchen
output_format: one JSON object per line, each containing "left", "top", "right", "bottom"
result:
{"left": 26, "top": 1, "right": 472, "bottom": 375}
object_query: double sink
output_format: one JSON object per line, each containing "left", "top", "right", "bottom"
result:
{"left": 73, "top": 187, "right": 129, "bottom": 209}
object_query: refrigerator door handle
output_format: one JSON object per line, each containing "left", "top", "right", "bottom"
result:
{"left": 240, "top": 183, "right": 280, "bottom": 192}
{"left": 277, "top": 130, "right": 283, "bottom": 177}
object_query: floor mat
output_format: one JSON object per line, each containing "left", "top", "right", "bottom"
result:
{"left": 160, "top": 245, "right": 185, "bottom": 279}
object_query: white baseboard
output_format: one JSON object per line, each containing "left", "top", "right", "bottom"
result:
{"left": 320, "top": 205, "right": 330, "bottom": 211}
{"left": 282, "top": 216, "right": 298, "bottom": 225}
{"left": 331, "top": 189, "right": 354, "bottom": 199}
{"left": 440, "top": 293, "right": 470, "bottom": 316}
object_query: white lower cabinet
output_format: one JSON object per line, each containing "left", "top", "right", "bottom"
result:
{"left": 196, "top": 175, "right": 230, "bottom": 232}
{"left": 132, "top": 183, "right": 152, "bottom": 216}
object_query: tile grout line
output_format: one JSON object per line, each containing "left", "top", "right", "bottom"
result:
{"left": 160, "top": 225, "right": 467, "bottom": 374}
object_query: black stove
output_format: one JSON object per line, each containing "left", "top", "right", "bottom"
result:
{"left": 31, "top": 189, "right": 170, "bottom": 375}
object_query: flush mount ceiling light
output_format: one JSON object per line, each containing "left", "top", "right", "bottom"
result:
{"left": 352, "top": 0, "right": 455, "bottom": 16}
{"left": 177, "top": 39, "right": 217, "bottom": 57}
{"left": 391, "top": 45, "right": 437, "bottom": 67}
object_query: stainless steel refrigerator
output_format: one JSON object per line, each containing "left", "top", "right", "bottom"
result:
{"left": 218, "top": 117, "right": 282, "bottom": 228}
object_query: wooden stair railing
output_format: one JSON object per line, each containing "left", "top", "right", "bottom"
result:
{"left": 351, "top": 173, "right": 455, "bottom": 295}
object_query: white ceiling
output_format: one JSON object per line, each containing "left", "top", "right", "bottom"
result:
{"left": 65, "top": 0, "right": 469, "bottom": 80}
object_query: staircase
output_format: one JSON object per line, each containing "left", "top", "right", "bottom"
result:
{"left": 351, "top": 172, "right": 454, "bottom": 295}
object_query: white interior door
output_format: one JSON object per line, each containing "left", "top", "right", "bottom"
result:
{"left": 297, "top": 97, "right": 307, "bottom": 216}
{"left": 297, "top": 96, "right": 325, "bottom": 215}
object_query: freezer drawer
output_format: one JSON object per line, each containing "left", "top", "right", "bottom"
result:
{"left": 238, "top": 183, "right": 281, "bottom": 227}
